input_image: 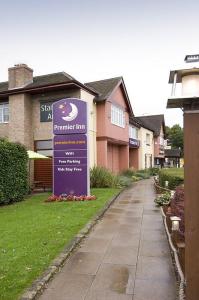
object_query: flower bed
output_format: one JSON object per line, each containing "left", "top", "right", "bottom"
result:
{"left": 45, "top": 194, "right": 97, "bottom": 202}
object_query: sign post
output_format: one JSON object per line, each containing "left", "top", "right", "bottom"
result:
{"left": 53, "top": 98, "right": 89, "bottom": 196}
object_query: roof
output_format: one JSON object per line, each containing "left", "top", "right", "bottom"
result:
{"left": 0, "top": 72, "right": 98, "bottom": 96}
{"left": 85, "top": 77, "right": 133, "bottom": 114}
{"left": 85, "top": 77, "right": 123, "bottom": 101}
{"left": 164, "top": 149, "right": 181, "bottom": 158}
{"left": 135, "top": 114, "right": 165, "bottom": 137}
{"left": 129, "top": 116, "right": 141, "bottom": 128}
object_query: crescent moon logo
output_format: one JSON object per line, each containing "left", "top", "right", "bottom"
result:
{"left": 62, "top": 103, "right": 78, "bottom": 122}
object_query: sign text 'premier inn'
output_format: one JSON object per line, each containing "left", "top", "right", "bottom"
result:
{"left": 53, "top": 98, "right": 89, "bottom": 196}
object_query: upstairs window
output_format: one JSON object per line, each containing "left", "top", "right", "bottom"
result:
{"left": 0, "top": 103, "right": 9, "bottom": 123}
{"left": 129, "top": 126, "right": 138, "bottom": 139}
{"left": 111, "top": 104, "right": 125, "bottom": 128}
{"left": 146, "top": 133, "right": 150, "bottom": 146}
{"left": 159, "top": 136, "right": 164, "bottom": 146}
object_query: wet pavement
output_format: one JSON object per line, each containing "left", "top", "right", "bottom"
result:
{"left": 39, "top": 179, "right": 177, "bottom": 300}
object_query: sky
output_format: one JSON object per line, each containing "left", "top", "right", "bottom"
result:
{"left": 1, "top": 0, "right": 199, "bottom": 127}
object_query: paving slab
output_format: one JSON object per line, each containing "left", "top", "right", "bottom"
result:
{"left": 133, "top": 278, "right": 177, "bottom": 300}
{"left": 85, "top": 263, "right": 136, "bottom": 300}
{"left": 39, "top": 273, "right": 94, "bottom": 300}
{"left": 38, "top": 179, "right": 177, "bottom": 300}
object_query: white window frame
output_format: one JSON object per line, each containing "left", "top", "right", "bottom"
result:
{"left": 129, "top": 126, "right": 138, "bottom": 139}
{"left": 146, "top": 133, "right": 150, "bottom": 146}
{"left": 0, "top": 103, "right": 9, "bottom": 123}
{"left": 111, "top": 104, "right": 125, "bottom": 128}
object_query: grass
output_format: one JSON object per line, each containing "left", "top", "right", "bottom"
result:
{"left": 0, "top": 188, "right": 119, "bottom": 300}
{"left": 162, "top": 167, "right": 184, "bottom": 178}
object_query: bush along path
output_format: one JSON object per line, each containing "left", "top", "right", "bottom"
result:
{"left": 38, "top": 179, "right": 177, "bottom": 300}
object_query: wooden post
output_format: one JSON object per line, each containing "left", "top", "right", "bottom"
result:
{"left": 184, "top": 111, "right": 199, "bottom": 300}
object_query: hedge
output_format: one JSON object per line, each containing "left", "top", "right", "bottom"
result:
{"left": 159, "top": 168, "right": 184, "bottom": 190}
{"left": 0, "top": 139, "right": 28, "bottom": 204}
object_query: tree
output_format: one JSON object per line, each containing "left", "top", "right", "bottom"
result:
{"left": 167, "top": 124, "right": 183, "bottom": 152}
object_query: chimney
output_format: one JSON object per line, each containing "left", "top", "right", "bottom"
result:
{"left": 8, "top": 64, "right": 33, "bottom": 89}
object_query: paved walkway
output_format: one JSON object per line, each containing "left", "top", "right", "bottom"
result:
{"left": 39, "top": 179, "right": 177, "bottom": 300}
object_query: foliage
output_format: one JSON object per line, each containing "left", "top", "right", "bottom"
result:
{"left": 148, "top": 167, "right": 159, "bottom": 176}
{"left": 159, "top": 168, "right": 184, "bottom": 189}
{"left": 90, "top": 166, "right": 120, "bottom": 188}
{"left": 132, "top": 175, "right": 140, "bottom": 182}
{"left": 170, "top": 186, "right": 184, "bottom": 237}
{"left": 135, "top": 170, "right": 150, "bottom": 179}
{"left": 0, "top": 188, "right": 119, "bottom": 300}
{"left": 0, "top": 139, "right": 28, "bottom": 204}
{"left": 122, "top": 169, "right": 135, "bottom": 177}
{"left": 154, "top": 192, "right": 171, "bottom": 206}
{"left": 118, "top": 175, "right": 133, "bottom": 187}
{"left": 166, "top": 124, "right": 183, "bottom": 154}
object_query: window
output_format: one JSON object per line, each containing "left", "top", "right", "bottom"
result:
{"left": 111, "top": 104, "right": 125, "bottom": 128}
{"left": 146, "top": 133, "right": 150, "bottom": 145}
{"left": 159, "top": 136, "right": 164, "bottom": 145}
{"left": 36, "top": 140, "right": 53, "bottom": 157}
{"left": 0, "top": 103, "right": 9, "bottom": 123}
{"left": 129, "top": 126, "right": 138, "bottom": 139}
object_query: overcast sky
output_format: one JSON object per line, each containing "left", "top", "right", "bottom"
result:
{"left": 1, "top": 0, "right": 199, "bottom": 127}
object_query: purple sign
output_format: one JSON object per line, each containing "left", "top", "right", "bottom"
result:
{"left": 53, "top": 134, "right": 89, "bottom": 196}
{"left": 129, "top": 138, "right": 140, "bottom": 148}
{"left": 53, "top": 98, "right": 87, "bottom": 135}
{"left": 53, "top": 98, "right": 89, "bottom": 196}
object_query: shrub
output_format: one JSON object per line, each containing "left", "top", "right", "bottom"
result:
{"left": 132, "top": 175, "right": 140, "bottom": 182}
{"left": 159, "top": 168, "right": 184, "bottom": 189}
{"left": 90, "top": 166, "right": 120, "bottom": 188}
{"left": 135, "top": 171, "right": 150, "bottom": 179}
{"left": 154, "top": 192, "right": 171, "bottom": 206}
{"left": 148, "top": 167, "right": 159, "bottom": 176}
{"left": 118, "top": 175, "right": 133, "bottom": 187}
{"left": 0, "top": 139, "right": 28, "bottom": 205}
{"left": 122, "top": 169, "right": 135, "bottom": 177}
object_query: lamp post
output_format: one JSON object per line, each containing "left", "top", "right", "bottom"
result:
{"left": 167, "top": 54, "right": 199, "bottom": 300}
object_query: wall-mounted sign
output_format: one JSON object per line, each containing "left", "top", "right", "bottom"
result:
{"left": 129, "top": 138, "right": 140, "bottom": 148}
{"left": 40, "top": 102, "right": 53, "bottom": 122}
{"left": 53, "top": 98, "right": 89, "bottom": 196}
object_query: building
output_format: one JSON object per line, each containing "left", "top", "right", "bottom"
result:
{"left": 164, "top": 148, "right": 181, "bottom": 167}
{"left": 0, "top": 64, "right": 98, "bottom": 187}
{"left": 135, "top": 114, "right": 166, "bottom": 167}
{"left": 128, "top": 117, "right": 141, "bottom": 170}
{"left": 0, "top": 64, "right": 167, "bottom": 188}
{"left": 86, "top": 77, "right": 134, "bottom": 173}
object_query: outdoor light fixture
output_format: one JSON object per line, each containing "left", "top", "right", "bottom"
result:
{"left": 155, "top": 175, "right": 159, "bottom": 181}
{"left": 165, "top": 181, "right": 169, "bottom": 188}
{"left": 170, "top": 190, "right": 175, "bottom": 198}
{"left": 170, "top": 216, "right": 181, "bottom": 231}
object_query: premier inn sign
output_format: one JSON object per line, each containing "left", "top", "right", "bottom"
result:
{"left": 53, "top": 98, "right": 89, "bottom": 196}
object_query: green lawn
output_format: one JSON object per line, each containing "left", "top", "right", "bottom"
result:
{"left": 161, "top": 167, "right": 184, "bottom": 178}
{"left": 0, "top": 188, "right": 119, "bottom": 300}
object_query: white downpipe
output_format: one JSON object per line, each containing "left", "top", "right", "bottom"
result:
{"left": 161, "top": 207, "right": 185, "bottom": 300}
{"left": 171, "top": 72, "right": 177, "bottom": 96}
